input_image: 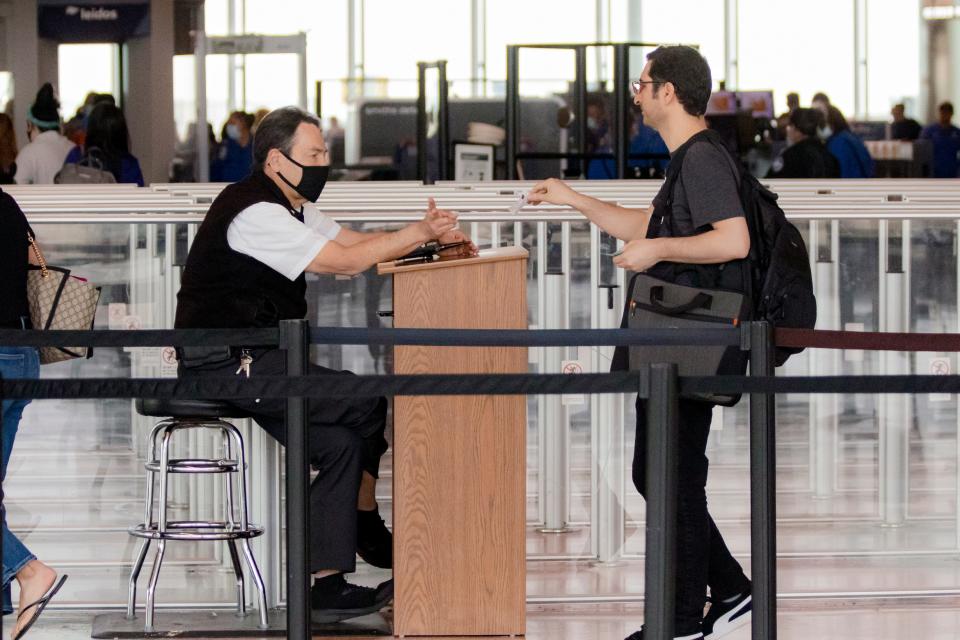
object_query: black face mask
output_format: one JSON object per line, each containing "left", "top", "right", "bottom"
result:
{"left": 277, "top": 151, "right": 329, "bottom": 202}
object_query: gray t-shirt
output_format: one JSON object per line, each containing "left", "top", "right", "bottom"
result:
{"left": 651, "top": 134, "right": 745, "bottom": 236}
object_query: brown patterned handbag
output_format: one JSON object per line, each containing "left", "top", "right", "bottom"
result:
{"left": 26, "top": 233, "right": 102, "bottom": 364}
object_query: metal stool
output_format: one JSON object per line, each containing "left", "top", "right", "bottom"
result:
{"left": 127, "top": 398, "right": 268, "bottom": 631}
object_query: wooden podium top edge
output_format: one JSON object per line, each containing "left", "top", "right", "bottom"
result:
{"left": 376, "top": 246, "right": 529, "bottom": 275}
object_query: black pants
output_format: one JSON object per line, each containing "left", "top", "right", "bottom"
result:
{"left": 633, "top": 397, "right": 750, "bottom": 634}
{"left": 180, "top": 349, "right": 389, "bottom": 573}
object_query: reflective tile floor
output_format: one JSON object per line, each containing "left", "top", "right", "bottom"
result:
{"left": 6, "top": 601, "right": 960, "bottom": 639}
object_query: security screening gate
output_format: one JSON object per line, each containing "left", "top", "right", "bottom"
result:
{"left": 505, "top": 42, "right": 675, "bottom": 180}
{"left": 192, "top": 23, "right": 308, "bottom": 182}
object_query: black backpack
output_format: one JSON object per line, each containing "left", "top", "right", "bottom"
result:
{"left": 737, "top": 170, "right": 817, "bottom": 365}
{"left": 699, "top": 134, "right": 817, "bottom": 365}
{"left": 654, "top": 131, "right": 817, "bottom": 366}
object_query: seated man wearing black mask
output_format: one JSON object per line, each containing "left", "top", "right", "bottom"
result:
{"left": 175, "top": 106, "right": 475, "bottom": 622}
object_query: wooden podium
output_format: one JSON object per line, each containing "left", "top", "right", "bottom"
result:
{"left": 377, "top": 247, "right": 528, "bottom": 637}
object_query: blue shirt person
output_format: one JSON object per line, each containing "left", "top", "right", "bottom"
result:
{"left": 921, "top": 102, "right": 960, "bottom": 178}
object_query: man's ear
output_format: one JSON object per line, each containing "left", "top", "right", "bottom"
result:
{"left": 661, "top": 82, "right": 675, "bottom": 105}
{"left": 265, "top": 148, "right": 281, "bottom": 172}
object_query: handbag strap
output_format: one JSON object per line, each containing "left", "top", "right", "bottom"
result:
{"left": 27, "top": 232, "right": 50, "bottom": 278}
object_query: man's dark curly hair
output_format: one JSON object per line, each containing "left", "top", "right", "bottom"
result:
{"left": 646, "top": 46, "right": 712, "bottom": 117}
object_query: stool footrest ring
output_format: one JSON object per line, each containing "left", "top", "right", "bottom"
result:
{"left": 145, "top": 458, "right": 241, "bottom": 473}
{"left": 128, "top": 521, "right": 264, "bottom": 541}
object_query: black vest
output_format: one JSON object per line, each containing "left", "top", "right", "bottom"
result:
{"left": 175, "top": 171, "right": 308, "bottom": 330}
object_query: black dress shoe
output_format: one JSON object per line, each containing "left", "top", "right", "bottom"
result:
{"left": 357, "top": 507, "right": 393, "bottom": 569}
{"left": 310, "top": 575, "right": 394, "bottom": 624}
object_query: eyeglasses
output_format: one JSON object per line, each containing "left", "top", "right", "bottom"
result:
{"left": 631, "top": 79, "right": 664, "bottom": 96}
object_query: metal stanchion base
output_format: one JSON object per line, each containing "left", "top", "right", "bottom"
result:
{"left": 589, "top": 559, "right": 626, "bottom": 568}
{"left": 536, "top": 526, "right": 575, "bottom": 534}
{"left": 92, "top": 609, "right": 392, "bottom": 638}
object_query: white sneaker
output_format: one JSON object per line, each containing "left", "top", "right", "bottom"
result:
{"left": 702, "top": 592, "right": 752, "bottom": 639}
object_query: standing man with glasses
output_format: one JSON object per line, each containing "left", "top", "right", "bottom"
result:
{"left": 528, "top": 46, "right": 753, "bottom": 640}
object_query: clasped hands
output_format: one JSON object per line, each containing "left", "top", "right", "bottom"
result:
{"left": 421, "top": 197, "right": 478, "bottom": 257}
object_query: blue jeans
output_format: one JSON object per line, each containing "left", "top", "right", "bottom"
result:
{"left": 1, "top": 346, "right": 40, "bottom": 615}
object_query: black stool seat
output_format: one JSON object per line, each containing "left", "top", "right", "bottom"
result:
{"left": 135, "top": 398, "right": 252, "bottom": 419}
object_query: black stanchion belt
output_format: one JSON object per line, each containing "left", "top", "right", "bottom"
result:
{"left": 6, "top": 373, "right": 960, "bottom": 401}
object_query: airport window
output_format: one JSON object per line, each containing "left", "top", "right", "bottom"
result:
{"left": 738, "top": 0, "right": 857, "bottom": 116}
{"left": 638, "top": 0, "right": 727, "bottom": 86}
{"left": 57, "top": 43, "right": 117, "bottom": 119}
{"left": 363, "top": 0, "right": 472, "bottom": 82}
{"left": 866, "top": 0, "right": 921, "bottom": 119}
{"left": 485, "top": 0, "right": 598, "bottom": 81}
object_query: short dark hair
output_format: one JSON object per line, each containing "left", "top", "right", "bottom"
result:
{"left": 252, "top": 107, "right": 321, "bottom": 171}
{"left": 789, "top": 108, "right": 823, "bottom": 138}
{"left": 940, "top": 101, "right": 955, "bottom": 115}
{"left": 812, "top": 92, "right": 831, "bottom": 105}
{"left": 645, "top": 46, "right": 712, "bottom": 117}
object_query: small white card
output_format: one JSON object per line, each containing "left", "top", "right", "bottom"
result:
{"left": 508, "top": 191, "right": 528, "bottom": 215}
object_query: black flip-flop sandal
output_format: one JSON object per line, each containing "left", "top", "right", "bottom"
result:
{"left": 12, "top": 574, "right": 68, "bottom": 640}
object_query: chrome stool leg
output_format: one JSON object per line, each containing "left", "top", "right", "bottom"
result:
{"left": 144, "top": 539, "right": 166, "bottom": 633}
{"left": 240, "top": 537, "right": 270, "bottom": 629}
{"left": 226, "top": 422, "right": 269, "bottom": 629}
{"left": 144, "top": 426, "right": 174, "bottom": 632}
{"left": 126, "top": 539, "right": 151, "bottom": 620}
{"left": 127, "top": 419, "right": 168, "bottom": 619}
{"left": 222, "top": 428, "right": 246, "bottom": 616}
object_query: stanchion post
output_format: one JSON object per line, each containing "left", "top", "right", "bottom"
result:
{"left": 749, "top": 321, "right": 777, "bottom": 640}
{"left": 280, "top": 319, "right": 311, "bottom": 639}
{"left": 644, "top": 363, "right": 678, "bottom": 640}
{"left": 539, "top": 270, "right": 571, "bottom": 534}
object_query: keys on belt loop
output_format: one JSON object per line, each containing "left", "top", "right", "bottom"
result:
{"left": 236, "top": 349, "right": 253, "bottom": 378}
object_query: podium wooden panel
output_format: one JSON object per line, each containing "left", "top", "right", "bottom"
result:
{"left": 378, "top": 247, "right": 528, "bottom": 637}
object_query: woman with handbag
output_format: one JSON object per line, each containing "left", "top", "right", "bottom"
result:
{"left": 0, "top": 188, "right": 67, "bottom": 639}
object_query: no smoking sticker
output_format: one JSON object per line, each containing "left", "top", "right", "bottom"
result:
{"left": 561, "top": 360, "right": 585, "bottom": 405}
{"left": 928, "top": 356, "right": 951, "bottom": 402}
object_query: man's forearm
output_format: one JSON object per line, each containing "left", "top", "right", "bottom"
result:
{"left": 568, "top": 192, "right": 651, "bottom": 241}
{"left": 653, "top": 231, "right": 749, "bottom": 265}
{"left": 310, "top": 223, "right": 431, "bottom": 275}
{"left": 351, "top": 223, "right": 431, "bottom": 265}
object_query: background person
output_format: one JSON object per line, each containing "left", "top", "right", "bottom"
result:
{"left": 820, "top": 104, "right": 874, "bottom": 178}
{"left": 212, "top": 111, "right": 254, "bottom": 182}
{"left": 767, "top": 108, "right": 840, "bottom": 178}
{"left": 1, "top": 188, "right": 68, "bottom": 640}
{"left": 774, "top": 91, "right": 800, "bottom": 139}
{"left": 62, "top": 103, "right": 144, "bottom": 186}
{"left": 0, "top": 114, "right": 17, "bottom": 184}
{"left": 13, "top": 83, "right": 73, "bottom": 185}
{"left": 921, "top": 101, "right": 960, "bottom": 178}
{"left": 889, "top": 103, "right": 922, "bottom": 141}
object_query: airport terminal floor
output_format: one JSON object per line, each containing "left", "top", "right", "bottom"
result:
{"left": 3, "top": 178, "right": 960, "bottom": 639}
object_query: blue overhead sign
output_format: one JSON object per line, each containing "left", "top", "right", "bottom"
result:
{"left": 38, "top": 1, "right": 150, "bottom": 43}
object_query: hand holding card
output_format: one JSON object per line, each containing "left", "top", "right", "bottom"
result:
{"left": 508, "top": 191, "right": 528, "bottom": 215}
